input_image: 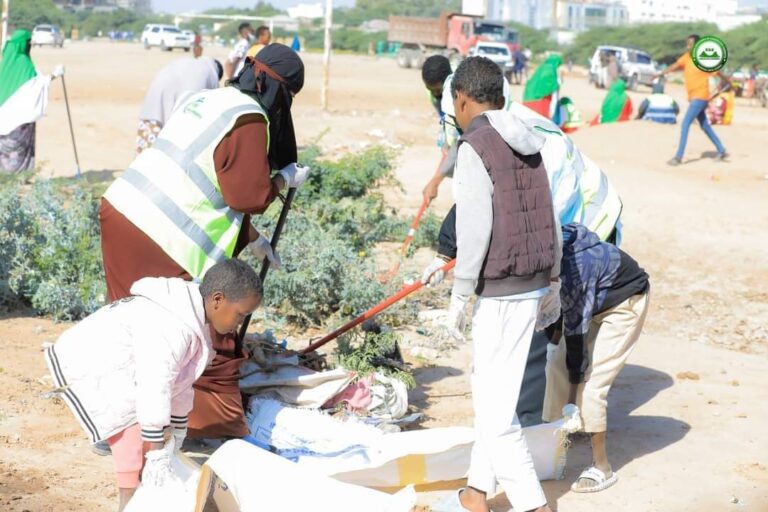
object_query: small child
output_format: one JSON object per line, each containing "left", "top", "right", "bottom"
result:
{"left": 45, "top": 259, "right": 263, "bottom": 511}
{"left": 543, "top": 223, "right": 650, "bottom": 493}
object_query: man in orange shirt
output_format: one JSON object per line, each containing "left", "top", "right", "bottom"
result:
{"left": 657, "top": 34, "right": 728, "bottom": 165}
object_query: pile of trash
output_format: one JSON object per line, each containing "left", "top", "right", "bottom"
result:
{"left": 125, "top": 330, "right": 580, "bottom": 511}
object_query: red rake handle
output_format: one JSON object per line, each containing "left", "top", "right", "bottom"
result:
{"left": 382, "top": 196, "right": 430, "bottom": 281}
{"left": 300, "top": 259, "right": 456, "bottom": 354}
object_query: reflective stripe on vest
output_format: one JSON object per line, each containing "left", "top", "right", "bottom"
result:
{"left": 580, "top": 154, "right": 623, "bottom": 241}
{"left": 104, "top": 87, "right": 269, "bottom": 278}
{"left": 643, "top": 94, "right": 677, "bottom": 124}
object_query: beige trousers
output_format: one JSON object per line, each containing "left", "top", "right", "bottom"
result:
{"left": 542, "top": 291, "right": 650, "bottom": 432}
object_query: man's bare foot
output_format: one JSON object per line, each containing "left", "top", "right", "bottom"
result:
{"left": 459, "top": 487, "right": 491, "bottom": 512}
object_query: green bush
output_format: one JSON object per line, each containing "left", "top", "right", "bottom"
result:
{"left": 336, "top": 330, "right": 416, "bottom": 389}
{"left": 0, "top": 180, "right": 105, "bottom": 320}
{"left": 0, "top": 145, "right": 438, "bottom": 326}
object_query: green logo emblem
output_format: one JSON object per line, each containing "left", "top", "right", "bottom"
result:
{"left": 184, "top": 97, "right": 205, "bottom": 119}
{"left": 692, "top": 36, "right": 727, "bottom": 72}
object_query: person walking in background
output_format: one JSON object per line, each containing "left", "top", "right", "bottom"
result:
{"left": 590, "top": 79, "right": 633, "bottom": 125}
{"left": 225, "top": 22, "right": 255, "bottom": 79}
{"left": 606, "top": 53, "right": 620, "bottom": 88}
{"left": 246, "top": 25, "right": 272, "bottom": 59}
{"left": 637, "top": 80, "right": 679, "bottom": 124}
{"left": 523, "top": 54, "right": 562, "bottom": 120}
{"left": 136, "top": 56, "right": 223, "bottom": 153}
{"left": 0, "top": 29, "right": 63, "bottom": 173}
{"left": 542, "top": 223, "right": 650, "bottom": 493}
{"left": 656, "top": 34, "right": 729, "bottom": 165}
{"left": 193, "top": 31, "right": 203, "bottom": 58}
{"left": 512, "top": 48, "right": 527, "bottom": 85}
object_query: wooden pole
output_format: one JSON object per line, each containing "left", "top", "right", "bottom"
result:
{"left": 321, "top": 0, "right": 332, "bottom": 110}
{"left": 1, "top": 0, "right": 10, "bottom": 50}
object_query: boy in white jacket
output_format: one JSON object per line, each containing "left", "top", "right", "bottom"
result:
{"left": 45, "top": 259, "right": 263, "bottom": 511}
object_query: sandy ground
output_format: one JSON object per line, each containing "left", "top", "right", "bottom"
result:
{"left": 1, "top": 41, "right": 767, "bottom": 511}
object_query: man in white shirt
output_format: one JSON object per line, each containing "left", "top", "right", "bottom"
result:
{"left": 225, "top": 22, "right": 255, "bottom": 79}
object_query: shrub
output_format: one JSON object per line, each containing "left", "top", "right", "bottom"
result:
{"left": 0, "top": 180, "right": 105, "bottom": 320}
{"left": 335, "top": 329, "right": 416, "bottom": 389}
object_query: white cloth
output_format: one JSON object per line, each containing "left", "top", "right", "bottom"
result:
{"left": 239, "top": 363, "right": 354, "bottom": 407}
{"left": 204, "top": 439, "right": 417, "bottom": 511}
{"left": 0, "top": 75, "right": 52, "bottom": 136}
{"left": 467, "top": 296, "right": 548, "bottom": 512}
{"left": 139, "top": 57, "right": 220, "bottom": 125}
{"left": 44, "top": 278, "right": 213, "bottom": 443}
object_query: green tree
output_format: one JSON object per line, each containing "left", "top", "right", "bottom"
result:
{"left": 507, "top": 21, "right": 557, "bottom": 55}
{"left": 4, "top": 0, "right": 74, "bottom": 34}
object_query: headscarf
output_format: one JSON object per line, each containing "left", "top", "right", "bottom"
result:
{"left": 229, "top": 43, "right": 304, "bottom": 170}
{"left": 523, "top": 54, "right": 562, "bottom": 102}
{"left": 600, "top": 79, "right": 629, "bottom": 123}
{"left": 0, "top": 30, "right": 37, "bottom": 106}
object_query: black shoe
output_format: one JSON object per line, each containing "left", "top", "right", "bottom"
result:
{"left": 667, "top": 157, "right": 682, "bottom": 166}
{"left": 716, "top": 152, "right": 729, "bottom": 161}
{"left": 92, "top": 440, "right": 112, "bottom": 456}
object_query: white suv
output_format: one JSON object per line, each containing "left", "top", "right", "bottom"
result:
{"left": 141, "top": 24, "right": 192, "bottom": 51}
{"left": 590, "top": 45, "right": 658, "bottom": 90}
{"left": 32, "top": 24, "right": 64, "bottom": 48}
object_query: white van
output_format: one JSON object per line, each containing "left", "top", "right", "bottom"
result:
{"left": 589, "top": 45, "right": 658, "bottom": 90}
{"left": 141, "top": 24, "right": 192, "bottom": 51}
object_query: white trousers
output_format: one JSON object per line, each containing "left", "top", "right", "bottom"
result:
{"left": 468, "top": 296, "right": 547, "bottom": 512}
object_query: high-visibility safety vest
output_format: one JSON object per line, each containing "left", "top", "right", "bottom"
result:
{"left": 104, "top": 87, "right": 269, "bottom": 279}
{"left": 507, "top": 102, "right": 623, "bottom": 243}
{"left": 642, "top": 94, "right": 677, "bottom": 124}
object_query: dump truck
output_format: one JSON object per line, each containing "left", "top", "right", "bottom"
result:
{"left": 388, "top": 12, "right": 519, "bottom": 69}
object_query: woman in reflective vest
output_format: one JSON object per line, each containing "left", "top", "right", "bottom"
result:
{"left": 99, "top": 44, "right": 309, "bottom": 443}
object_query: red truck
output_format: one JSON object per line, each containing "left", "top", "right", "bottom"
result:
{"left": 388, "top": 12, "right": 520, "bottom": 69}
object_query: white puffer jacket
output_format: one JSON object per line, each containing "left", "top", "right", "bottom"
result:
{"left": 45, "top": 277, "right": 214, "bottom": 444}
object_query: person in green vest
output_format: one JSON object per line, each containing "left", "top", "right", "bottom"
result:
{"left": 97, "top": 44, "right": 309, "bottom": 454}
{"left": 523, "top": 54, "right": 562, "bottom": 120}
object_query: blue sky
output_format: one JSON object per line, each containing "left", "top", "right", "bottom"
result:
{"left": 153, "top": 0, "right": 354, "bottom": 14}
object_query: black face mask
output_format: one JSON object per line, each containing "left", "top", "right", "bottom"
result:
{"left": 229, "top": 44, "right": 305, "bottom": 169}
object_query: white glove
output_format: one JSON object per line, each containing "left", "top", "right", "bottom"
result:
{"left": 249, "top": 234, "right": 282, "bottom": 269}
{"left": 142, "top": 447, "right": 176, "bottom": 486}
{"left": 421, "top": 256, "right": 448, "bottom": 287}
{"left": 445, "top": 293, "right": 470, "bottom": 342}
{"left": 52, "top": 64, "right": 65, "bottom": 78}
{"left": 173, "top": 427, "right": 186, "bottom": 451}
{"left": 535, "top": 280, "right": 561, "bottom": 331}
{"left": 278, "top": 163, "right": 311, "bottom": 188}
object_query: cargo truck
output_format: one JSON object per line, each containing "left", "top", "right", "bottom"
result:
{"left": 388, "top": 12, "right": 519, "bottom": 69}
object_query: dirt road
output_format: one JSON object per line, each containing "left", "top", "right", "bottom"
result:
{"left": 1, "top": 41, "right": 766, "bottom": 511}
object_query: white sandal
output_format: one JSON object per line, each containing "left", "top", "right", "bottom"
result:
{"left": 571, "top": 466, "right": 618, "bottom": 493}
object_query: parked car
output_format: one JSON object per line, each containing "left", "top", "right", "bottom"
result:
{"left": 589, "top": 45, "right": 658, "bottom": 90}
{"left": 469, "top": 42, "right": 514, "bottom": 81}
{"left": 141, "top": 24, "right": 192, "bottom": 51}
{"left": 31, "top": 24, "right": 64, "bottom": 48}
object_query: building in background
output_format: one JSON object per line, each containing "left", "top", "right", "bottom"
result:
{"left": 54, "top": 0, "right": 150, "bottom": 14}
{"left": 479, "top": 0, "right": 628, "bottom": 43}
{"left": 619, "top": 0, "right": 738, "bottom": 24}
